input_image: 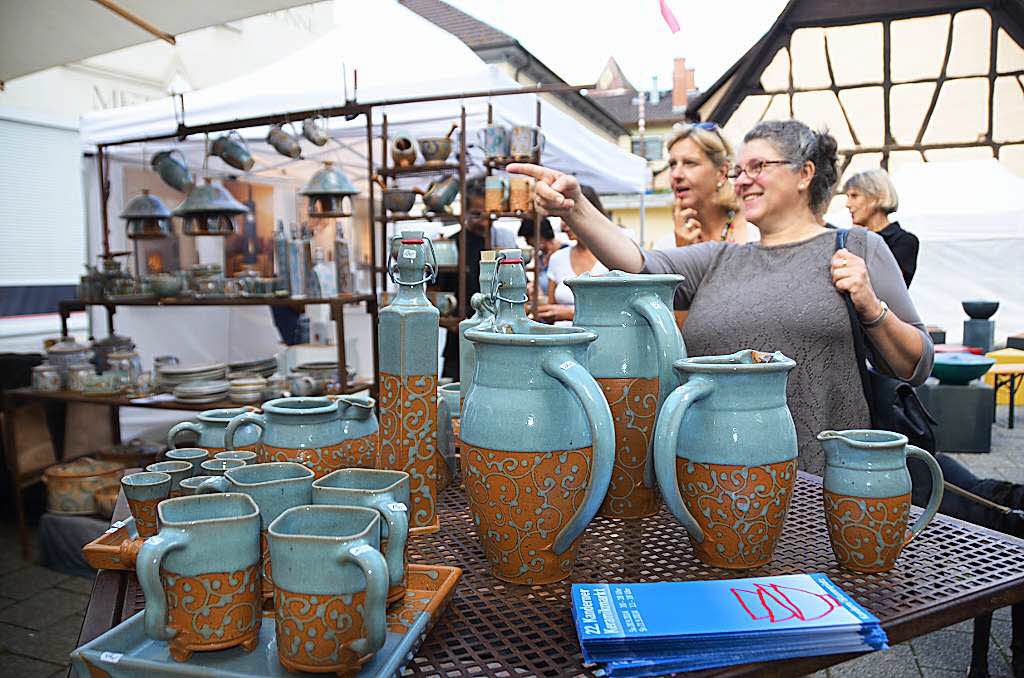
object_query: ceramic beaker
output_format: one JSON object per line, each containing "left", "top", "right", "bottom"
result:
{"left": 653, "top": 350, "right": 798, "bottom": 569}
{"left": 120, "top": 471, "right": 171, "bottom": 538}
{"left": 162, "top": 447, "right": 208, "bottom": 475}
{"left": 568, "top": 271, "right": 686, "bottom": 519}
{"left": 817, "top": 429, "right": 944, "bottom": 573}
{"left": 145, "top": 460, "right": 193, "bottom": 497}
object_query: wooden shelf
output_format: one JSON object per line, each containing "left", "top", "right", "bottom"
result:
{"left": 379, "top": 162, "right": 461, "bottom": 178}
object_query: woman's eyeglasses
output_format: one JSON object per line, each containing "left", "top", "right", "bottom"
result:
{"left": 727, "top": 159, "right": 789, "bottom": 180}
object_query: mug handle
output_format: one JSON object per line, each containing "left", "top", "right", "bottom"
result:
{"left": 137, "top": 532, "right": 190, "bottom": 641}
{"left": 541, "top": 355, "right": 614, "bottom": 554}
{"left": 905, "top": 445, "right": 944, "bottom": 543}
{"left": 224, "top": 412, "right": 266, "bottom": 451}
{"left": 167, "top": 421, "right": 201, "bottom": 450}
{"left": 653, "top": 377, "right": 715, "bottom": 541}
{"left": 196, "top": 476, "right": 231, "bottom": 494}
{"left": 630, "top": 294, "right": 685, "bottom": 487}
{"left": 374, "top": 499, "right": 408, "bottom": 584}
{"left": 339, "top": 543, "right": 389, "bottom": 657}
{"left": 531, "top": 129, "right": 546, "bottom": 157}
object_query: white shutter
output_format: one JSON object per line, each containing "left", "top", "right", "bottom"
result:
{"left": 0, "top": 112, "right": 86, "bottom": 285}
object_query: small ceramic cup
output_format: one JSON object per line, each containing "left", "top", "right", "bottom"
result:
{"left": 120, "top": 471, "right": 171, "bottom": 538}
{"left": 214, "top": 450, "right": 258, "bottom": 465}
{"left": 509, "top": 177, "right": 532, "bottom": 212}
{"left": 145, "top": 460, "right": 193, "bottom": 497}
{"left": 200, "top": 458, "right": 246, "bottom": 476}
{"left": 163, "top": 447, "right": 208, "bottom": 475}
{"left": 484, "top": 176, "right": 508, "bottom": 212}
{"left": 312, "top": 469, "right": 410, "bottom": 605}
{"left": 177, "top": 475, "right": 217, "bottom": 495}
{"left": 268, "top": 505, "right": 389, "bottom": 674}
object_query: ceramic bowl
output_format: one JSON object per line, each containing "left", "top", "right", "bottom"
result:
{"left": 145, "top": 273, "right": 183, "bottom": 298}
{"left": 931, "top": 352, "right": 996, "bottom": 385}
{"left": 962, "top": 300, "right": 1000, "bottom": 320}
{"left": 383, "top": 189, "right": 417, "bottom": 214}
{"left": 418, "top": 136, "right": 452, "bottom": 163}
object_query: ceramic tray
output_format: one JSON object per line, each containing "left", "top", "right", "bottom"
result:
{"left": 82, "top": 518, "right": 142, "bottom": 571}
{"left": 70, "top": 564, "right": 461, "bottom": 677}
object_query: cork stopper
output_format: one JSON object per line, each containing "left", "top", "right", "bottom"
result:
{"left": 480, "top": 250, "right": 496, "bottom": 262}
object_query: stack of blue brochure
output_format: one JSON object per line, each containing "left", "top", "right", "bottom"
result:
{"left": 571, "top": 573, "right": 888, "bottom": 676}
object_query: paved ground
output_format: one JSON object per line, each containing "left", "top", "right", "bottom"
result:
{"left": 0, "top": 408, "right": 1019, "bottom": 677}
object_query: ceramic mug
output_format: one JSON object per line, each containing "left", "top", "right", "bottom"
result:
{"left": 120, "top": 471, "right": 171, "bottom": 538}
{"left": 177, "top": 475, "right": 217, "bottom": 495}
{"left": 145, "top": 460, "right": 193, "bottom": 497}
{"left": 509, "top": 177, "right": 532, "bottom": 212}
{"left": 150, "top": 150, "right": 193, "bottom": 193}
{"left": 214, "top": 450, "right": 258, "bottom": 465}
{"left": 509, "top": 126, "right": 544, "bottom": 161}
{"left": 200, "top": 458, "right": 245, "bottom": 476}
{"left": 312, "top": 468, "right": 410, "bottom": 605}
{"left": 477, "top": 124, "right": 510, "bottom": 159}
{"left": 198, "top": 461, "right": 315, "bottom": 602}
{"left": 484, "top": 176, "right": 509, "bottom": 212}
{"left": 136, "top": 493, "right": 262, "bottom": 661}
{"left": 163, "top": 447, "right": 208, "bottom": 475}
{"left": 818, "top": 429, "right": 944, "bottom": 573}
{"left": 268, "top": 505, "right": 389, "bottom": 674}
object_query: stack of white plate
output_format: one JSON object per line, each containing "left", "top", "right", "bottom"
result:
{"left": 228, "top": 356, "right": 277, "bottom": 379}
{"left": 294, "top": 361, "right": 357, "bottom": 384}
{"left": 157, "top": 363, "right": 228, "bottom": 392}
{"left": 173, "top": 379, "right": 230, "bottom": 404}
{"left": 229, "top": 376, "right": 266, "bottom": 404}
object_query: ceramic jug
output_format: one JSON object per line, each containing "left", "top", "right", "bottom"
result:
{"left": 378, "top": 231, "right": 441, "bottom": 532}
{"left": 197, "top": 461, "right": 314, "bottom": 602}
{"left": 568, "top": 271, "right": 686, "bottom": 519}
{"left": 211, "top": 131, "right": 255, "bottom": 172}
{"left": 150, "top": 150, "right": 193, "bottom": 193}
{"left": 461, "top": 321, "right": 614, "bottom": 584}
{"left": 391, "top": 134, "right": 417, "bottom": 167}
{"left": 223, "top": 397, "right": 346, "bottom": 479}
{"left": 267, "top": 124, "right": 301, "bottom": 159}
{"left": 137, "top": 493, "right": 262, "bottom": 661}
{"left": 817, "top": 429, "right": 944, "bottom": 573}
{"left": 458, "top": 250, "right": 497, "bottom": 407}
{"left": 421, "top": 175, "right": 460, "bottom": 213}
{"left": 335, "top": 394, "right": 380, "bottom": 469}
{"left": 167, "top": 407, "right": 261, "bottom": 455}
{"left": 653, "top": 350, "right": 798, "bottom": 569}
{"left": 302, "top": 116, "right": 329, "bottom": 146}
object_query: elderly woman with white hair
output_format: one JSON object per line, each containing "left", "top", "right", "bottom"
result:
{"left": 843, "top": 168, "right": 919, "bottom": 287}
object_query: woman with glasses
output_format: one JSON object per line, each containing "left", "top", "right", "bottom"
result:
{"left": 661, "top": 122, "right": 755, "bottom": 247}
{"left": 508, "top": 119, "right": 933, "bottom": 474}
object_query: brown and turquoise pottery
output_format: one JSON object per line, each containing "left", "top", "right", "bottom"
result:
{"left": 818, "top": 429, "right": 944, "bottom": 573}
{"left": 214, "top": 449, "right": 258, "bottom": 465}
{"left": 462, "top": 303, "right": 614, "bottom": 584}
{"left": 177, "top": 475, "right": 216, "bottom": 495}
{"left": 458, "top": 251, "right": 497, "bottom": 409}
{"left": 224, "top": 397, "right": 346, "bottom": 479}
{"left": 336, "top": 395, "right": 380, "bottom": 469}
{"left": 268, "top": 505, "right": 389, "bottom": 674}
{"left": 437, "top": 382, "right": 461, "bottom": 478}
{"left": 417, "top": 136, "right": 452, "bottom": 163}
{"left": 145, "top": 460, "right": 193, "bottom": 497}
{"left": 198, "top": 458, "right": 245, "bottom": 476}
{"left": 167, "top": 407, "right": 261, "bottom": 455}
{"left": 390, "top": 134, "right": 417, "bottom": 167}
{"left": 150, "top": 149, "right": 193, "bottom": 193}
{"left": 120, "top": 471, "right": 171, "bottom": 538}
{"left": 163, "top": 447, "right": 208, "bottom": 475}
{"left": 378, "top": 231, "right": 440, "bottom": 533}
{"left": 136, "top": 493, "right": 261, "bottom": 661}
{"left": 210, "top": 131, "right": 255, "bottom": 171}
{"left": 653, "top": 350, "right": 798, "bottom": 569}
{"left": 477, "top": 124, "right": 509, "bottom": 159}
{"left": 312, "top": 468, "right": 410, "bottom": 605}
{"left": 567, "top": 271, "right": 686, "bottom": 519}
{"left": 197, "top": 461, "right": 314, "bottom": 603}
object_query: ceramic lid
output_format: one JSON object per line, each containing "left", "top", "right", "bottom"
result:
{"left": 174, "top": 178, "right": 249, "bottom": 216}
{"left": 45, "top": 457, "right": 124, "bottom": 478}
{"left": 300, "top": 162, "right": 359, "bottom": 197}
{"left": 120, "top": 189, "right": 172, "bottom": 219}
{"left": 91, "top": 334, "right": 134, "bottom": 350}
{"left": 47, "top": 338, "right": 91, "bottom": 354}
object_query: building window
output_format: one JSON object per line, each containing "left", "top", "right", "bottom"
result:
{"left": 632, "top": 136, "right": 664, "bottom": 161}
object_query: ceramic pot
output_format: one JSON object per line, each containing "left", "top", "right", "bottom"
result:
{"left": 818, "top": 429, "right": 944, "bottom": 573}
{"left": 477, "top": 125, "right": 509, "bottom": 159}
{"left": 378, "top": 232, "right": 440, "bottom": 532}
{"left": 390, "top": 135, "right": 417, "bottom": 167}
{"left": 43, "top": 457, "right": 125, "bottom": 514}
{"left": 461, "top": 322, "right": 614, "bottom": 584}
{"left": 653, "top": 350, "right": 798, "bottom": 569}
{"left": 336, "top": 395, "right": 380, "bottom": 469}
{"left": 421, "top": 175, "right": 460, "bottom": 213}
{"left": 32, "top": 364, "right": 62, "bottom": 391}
{"left": 150, "top": 150, "right": 193, "bottom": 193}
{"left": 166, "top": 407, "right": 261, "bottom": 455}
{"left": 197, "top": 461, "right": 314, "bottom": 602}
{"left": 210, "top": 131, "right": 255, "bottom": 172}
{"left": 224, "top": 397, "right": 346, "bottom": 479}
{"left": 268, "top": 506, "right": 389, "bottom": 674}
{"left": 417, "top": 136, "right": 452, "bottom": 163}
{"left": 568, "top": 271, "right": 686, "bottom": 519}
{"left": 136, "top": 494, "right": 262, "bottom": 661}
{"left": 383, "top": 188, "right": 417, "bottom": 214}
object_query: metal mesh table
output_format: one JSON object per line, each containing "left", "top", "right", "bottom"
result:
{"left": 112, "top": 471, "right": 1024, "bottom": 677}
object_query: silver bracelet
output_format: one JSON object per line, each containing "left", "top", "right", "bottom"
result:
{"left": 862, "top": 300, "right": 889, "bottom": 328}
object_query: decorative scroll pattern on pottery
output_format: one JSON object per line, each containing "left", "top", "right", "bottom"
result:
{"left": 823, "top": 490, "right": 912, "bottom": 572}
{"left": 161, "top": 565, "right": 260, "bottom": 649}
{"left": 275, "top": 589, "right": 366, "bottom": 672}
{"left": 598, "top": 377, "right": 660, "bottom": 518}
{"left": 379, "top": 373, "right": 437, "bottom": 529}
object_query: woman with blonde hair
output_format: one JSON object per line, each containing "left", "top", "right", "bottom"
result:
{"left": 663, "top": 122, "right": 755, "bottom": 247}
{"left": 843, "top": 168, "right": 919, "bottom": 287}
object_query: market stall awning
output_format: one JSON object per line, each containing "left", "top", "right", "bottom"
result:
{"left": 0, "top": 0, "right": 317, "bottom": 84}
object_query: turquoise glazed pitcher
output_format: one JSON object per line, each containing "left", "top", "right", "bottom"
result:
{"left": 653, "top": 350, "right": 798, "bottom": 569}
{"left": 224, "top": 397, "right": 345, "bottom": 479}
{"left": 167, "top": 407, "right": 261, "bottom": 455}
{"left": 462, "top": 322, "right": 614, "bottom": 584}
{"left": 567, "top": 270, "right": 686, "bottom": 519}
{"left": 458, "top": 250, "right": 497, "bottom": 408}
{"left": 335, "top": 395, "right": 380, "bottom": 469}
{"left": 817, "top": 429, "right": 944, "bottom": 573}
{"left": 378, "top": 231, "right": 440, "bottom": 533}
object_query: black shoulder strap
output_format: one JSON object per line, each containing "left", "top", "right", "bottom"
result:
{"left": 835, "top": 229, "right": 877, "bottom": 422}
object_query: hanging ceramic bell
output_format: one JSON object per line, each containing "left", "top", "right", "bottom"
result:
{"left": 210, "top": 131, "right": 255, "bottom": 171}
{"left": 173, "top": 178, "right": 249, "bottom": 236}
{"left": 378, "top": 230, "right": 440, "bottom": 533}
{"left": 300, "top": 161, "right": 359, "bottom": 218}
{"left": 267, "top": 124, "right": 302, "bottom": 159}
{"left": 121, "top": 189, "right": 173, "bottom": 239}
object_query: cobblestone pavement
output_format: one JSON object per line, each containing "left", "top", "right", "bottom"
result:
{"left": 0, "top": 408, "right": 1020, "bottom": 676}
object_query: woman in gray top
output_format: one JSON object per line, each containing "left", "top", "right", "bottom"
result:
{"left": 509, "top": 120, "right": 933, "bottom": 474}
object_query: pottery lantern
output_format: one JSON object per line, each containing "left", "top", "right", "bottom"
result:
{"left": 301, "top": 162, "right": 359, "bottom": 218}
{"left": 173, "top": 178, "right": 249, "bottom": 236}
{"left": 121, "top": 189, "right": 173, "bottom": 239}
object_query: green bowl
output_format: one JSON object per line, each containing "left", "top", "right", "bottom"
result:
{"left": 931, "top": 352, "right": 995, "bottom": 385}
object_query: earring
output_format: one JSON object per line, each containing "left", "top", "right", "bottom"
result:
{"left": 799, "top": 184, "right": 807, "bottom": 190}
{"left": 716, "top": 181, "right": 723, "bottom": 189}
